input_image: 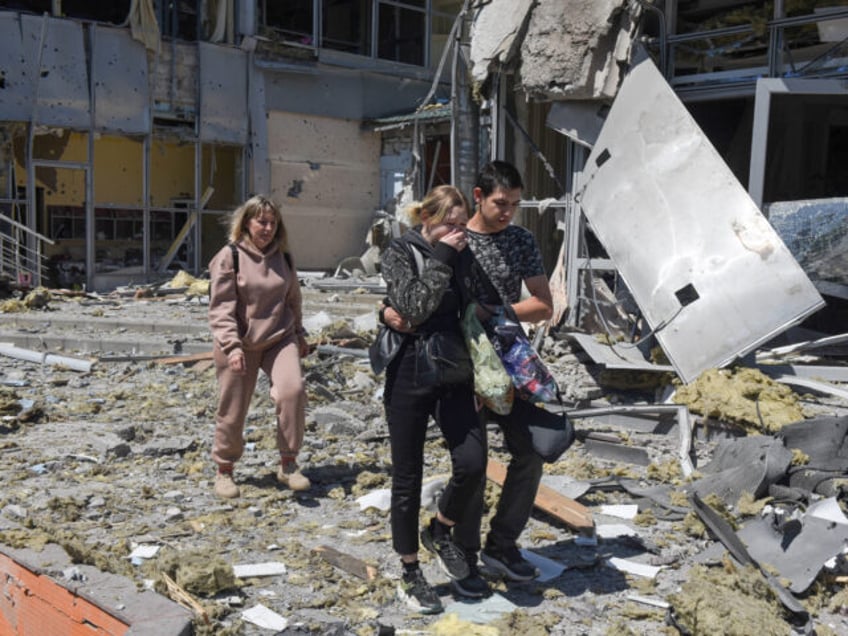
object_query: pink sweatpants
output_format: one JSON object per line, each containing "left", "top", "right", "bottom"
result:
{"left": 211, "top": 335, "right": 306, "bottom": 470}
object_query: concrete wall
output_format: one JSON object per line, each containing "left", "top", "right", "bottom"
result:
{"left": 267, "top": 111, "right": 380, "bottom": 270}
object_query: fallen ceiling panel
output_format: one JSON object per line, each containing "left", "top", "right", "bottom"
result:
{"left": 577, "top": 58, "right": 825, "bottom": 383}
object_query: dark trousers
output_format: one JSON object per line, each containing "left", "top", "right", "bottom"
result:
{"left": 453, "top": 397, "right": 544, "bottom": 555}
{"left": 385, "top": 345, "right": 487, "bottom": 556}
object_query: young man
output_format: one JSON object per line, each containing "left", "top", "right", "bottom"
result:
{"left": 381, "top": 160, "right": 554, "bottom": 597}
{"left": 452, "top": 160, "right": 553, "bottom": 589}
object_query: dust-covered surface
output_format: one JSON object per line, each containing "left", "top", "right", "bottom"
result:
{"left": 2, "top": 287, "right": 848, "bottom": 635}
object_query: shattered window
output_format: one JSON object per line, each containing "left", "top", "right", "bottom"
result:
{"left": 322, "top": 0, "right": 371, "bottom": 56}
{"left": 260, "top": 0, "right": 315, "bottom": 45}
{"left": 156, "top": 0, "right": 198, "bottom": 41}
{"left": 60, "top": 1, "right": 131, "bottom": 24}
{"left": 0, "top": 0, "right": 131, "bottom": 24}
{"left": 377, "top": 1, "right": 425, "bottom": 65}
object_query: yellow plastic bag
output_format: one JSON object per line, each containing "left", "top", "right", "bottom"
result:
{"left": 461, "top": 303, "right": 514, "bottom": 415}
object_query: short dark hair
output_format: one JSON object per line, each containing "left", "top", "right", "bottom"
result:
{"left": 476, "top": 160, "right": 524, "bottom": 196}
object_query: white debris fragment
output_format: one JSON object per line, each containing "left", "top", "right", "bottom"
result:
{"left": 241, "top": 604, "right": 288, "bottom": 630}
{"left": 596, "top": 523, "right": 640, "bottom": 539}
{"left": 626, "top": 593, "right": 670, "bottom": 609}
{"left": 128, "top": 544, "right": 160, "bottom": 560}
{"left": 233, "top": 562, "right": 288, "bottom": 578}
{"left": 600, "top": 504, "right": 639, "bottom": 519}
{"left": 356, "top": 489, "right": 391, "bottom": 512}
{"left": 606, "top": 557, "right": 664, "bottom": 579}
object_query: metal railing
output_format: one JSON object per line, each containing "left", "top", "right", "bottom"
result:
{"left": 0, "top": 210, "right": 54, "bottom": 288}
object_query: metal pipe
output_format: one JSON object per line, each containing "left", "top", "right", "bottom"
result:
{"left": 0, "top": 343, "right": 94, "bottom": 373}
{"left": 635, "top": 0, "right": 667, "bottom": 79}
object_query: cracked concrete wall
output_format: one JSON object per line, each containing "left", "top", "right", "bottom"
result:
{"left": 470, "top": 0, "right": 640, "bottom": 102}
{"left": 267, "top": 112, "right": 380, "bottom": 270}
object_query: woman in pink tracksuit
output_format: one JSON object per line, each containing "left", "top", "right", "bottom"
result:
{"left": 207, "top": 195, "right": 310, "bottom": 498}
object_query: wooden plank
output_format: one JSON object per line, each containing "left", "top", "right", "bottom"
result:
{"left": 486, "top": 459, "right": 595, "bottom": 535}
{"left": 191, "top": 359, "right": 215, "bottom": 373}
{"left": 313, "top": 545, "right": 378, "bottom": 581}
{"left": 153, "top": 351, "right": 213, "bottom": 365}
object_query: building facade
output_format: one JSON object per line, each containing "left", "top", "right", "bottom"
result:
{"left": 0, "top": 0, "right": 461, "bottom": 290}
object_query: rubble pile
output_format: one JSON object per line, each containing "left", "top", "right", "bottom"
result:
{"left": 1, "top": 287, "right": 848, "bottom": 635}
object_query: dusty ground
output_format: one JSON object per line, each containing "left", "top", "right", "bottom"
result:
{"left": 1, "top": 284, "right": 848, "bottom": 635}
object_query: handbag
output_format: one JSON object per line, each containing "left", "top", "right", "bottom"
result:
{"left": 461, "top": 303, "right": 514, "bottom": 415}
{"left": 369, "top": 325, "right": 406, "bottom": 375}
{"left": 413, "top": 330, "right": 473, "bottom": 387}
{"left": 507, "top": 396, "right": 575, "bottom": 463}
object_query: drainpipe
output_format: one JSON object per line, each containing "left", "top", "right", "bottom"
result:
{"left": 635, "top": 0, "right": 667, "bottom": 79}
{"left": 450, "top": 8, "right": 478, "bottom": 201}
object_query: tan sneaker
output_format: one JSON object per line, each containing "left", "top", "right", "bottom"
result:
{"left": 214, "top": 471, "right": 240, "bottom": 499}
{"left": 277, "top": 463, "right": 310, "bottom": 491}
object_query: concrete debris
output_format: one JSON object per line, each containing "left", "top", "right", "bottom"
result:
{"left": 520, "top": 0, "right": 639, "bottom": 100}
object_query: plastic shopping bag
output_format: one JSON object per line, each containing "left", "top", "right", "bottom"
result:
{"left": 461, "top": 304, "right": 514, "bottom": 415}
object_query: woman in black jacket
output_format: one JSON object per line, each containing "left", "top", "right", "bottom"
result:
{"left": 380, "top": 185, "right": 489, "bottom": 613}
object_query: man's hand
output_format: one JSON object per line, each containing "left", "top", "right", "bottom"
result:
{"left": 383, "top": 305, "right": 414, "bottom": 333}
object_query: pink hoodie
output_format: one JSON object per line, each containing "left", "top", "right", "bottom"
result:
{"left": 208, "top": 240, "right": 303, "bottom": 356}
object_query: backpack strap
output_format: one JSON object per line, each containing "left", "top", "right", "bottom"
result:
{"left": 229, "top": 244, "right": 292, "bottom": 275}
{"left": 228, "top": 242, "right": 239, "bottom": 275}
{"left": 406, "top": 242, "right": 425, "bottom": 275}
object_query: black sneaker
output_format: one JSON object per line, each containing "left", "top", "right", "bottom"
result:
{"left": 481, "top": 544, "right": 539, "bottom": 582}
{"left": 451, "top": 560, "right": 491, "bottom": 599}
{"left": 397, "top": 567, "right": 443, "bottom": 614}
{"left": 420, "top": 521, "right": 470, "bottom": 581}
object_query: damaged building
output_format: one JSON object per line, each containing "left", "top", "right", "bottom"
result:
{"left": 0, "top": 0, "right": 462, "bottom": 291}
{"left": 3, "top": 3, "right": 848, "bottom": 634}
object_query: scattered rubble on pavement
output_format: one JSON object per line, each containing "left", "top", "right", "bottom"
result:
{"left": 1, "top": 275, "right": 848, "bottom": 635}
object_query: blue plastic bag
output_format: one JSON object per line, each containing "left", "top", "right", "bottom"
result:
{"left": 486, "top": 309, "right": 558, "bottom": 405}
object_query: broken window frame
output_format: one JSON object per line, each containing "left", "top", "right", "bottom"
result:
{"left": 258, "top": 0, "right": 457, "bottom": 68}
{"left": 664, "top": 6, "right": 848, "bottom": 95}
{"left": 748, "top": 77, "right": 848, "bottom": 210}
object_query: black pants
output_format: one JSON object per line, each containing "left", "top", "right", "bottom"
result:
{"left": 385, "top": 344, "right": 486, "bottom": 556}
{"left": 453, "top": 397, "right": 544, "bottom": 555}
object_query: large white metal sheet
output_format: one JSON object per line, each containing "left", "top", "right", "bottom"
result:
{"left": 577, "top": 59, "right": 825, "bottom": 383}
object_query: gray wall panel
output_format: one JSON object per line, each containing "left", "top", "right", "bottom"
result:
{"left": 22, "top": 14, "right": 89, "bottom": 128}
{"left": 92, "top": 26, "right": 150, "bottom": 135}
{"left": 0, "top": 13, "right": 34, "bottom": 121}
{"left": 199, "top": 43, "right": 248, "bottom": 144}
